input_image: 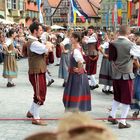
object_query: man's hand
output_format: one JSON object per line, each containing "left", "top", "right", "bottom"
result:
{"left": 46, "top": 41, "right": 54, "bottom": 52}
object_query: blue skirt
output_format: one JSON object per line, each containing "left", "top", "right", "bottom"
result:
{"left": 131, "top": 75, "right": 140, "bottom": 110}
{"left": 63, "top": 73, "right": 91, "bottom": 111}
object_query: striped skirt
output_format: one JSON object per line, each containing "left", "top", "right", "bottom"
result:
{"left": 63, "top": 73, "right": 91, "bottom": 112}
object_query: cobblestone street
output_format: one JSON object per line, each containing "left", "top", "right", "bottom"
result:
{"left": 0, "top": 58, "right": 139, "bottom": 140}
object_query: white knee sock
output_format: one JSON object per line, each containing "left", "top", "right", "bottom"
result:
{"left": 33, "top": 103, "right": 40, "bottom": 119}
{"left": 103, "top": 85, "right": 107, "bottom": 91}
{"left": 110, "top": 100, "right": 120, "bottom": 118}
{"left": 46, "top": 72, "right": 52, "bottom": 82}
{"left": 8, "top": 78, "right": 13, "bottom": 83}
{"left": 29, "top": 102, "right": 34, "bottom": 115}
{"left": 90, "top": 75, "right": 97, "bottom": 86}
{"left": 57, "top": 58, "right": 60, "bottom": 64}
{"left": 120, "top": 104, "right": 130, "bottom": 125}
{"left": 108, "top": 86, "right": 112, "bottom": 91}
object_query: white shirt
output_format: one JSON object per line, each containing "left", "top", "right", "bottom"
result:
{"left": 130, "top": 44, "right": 140, "bottom": 58}
{"left": 118, "top": 36, "right": 140, "bottom": 58}
{"left": 73, "top": 49, "right": 84, "bottom": 62}
{"left": 61, "top": 37, "right": 70, "bottom": 46}
{"left": 29, "top": 35, "right": 48, "bottom": 55}
{"left": 5, "top": 38, "right": 13, "bottom": 46}
{"left": 40, "top": 32, "right": 48, "bottom": 45}
{"left": 101, "top": 42, "right": 109, "bottom": 49}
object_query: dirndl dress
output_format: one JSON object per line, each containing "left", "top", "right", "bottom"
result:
{"left": 3, "top": 51, "right": 17, "bottom": 78}
{"left": 131, "top": 74, "right": 140, "bottom": 110}
{"left": 59, "top": 44, "right": 71, "bottom": 80}
{"left": 99, "top": 47, "right": 113, "bottom": 86}
{"left": 63, "top": 48, "right": 91, "bottom": 112}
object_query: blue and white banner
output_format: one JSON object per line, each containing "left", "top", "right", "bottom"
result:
{"left": 36, "top": 0, "right": 44, "bottom": 23}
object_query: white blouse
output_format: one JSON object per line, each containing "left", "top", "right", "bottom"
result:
{"left": 73, "top": 49, "right": 84, "bottom": 62}
{"left": 101, "top": 42, "right": 109, "bottom": 49}
{"left": 61, "top": 37, "right": 70, "bottom": 46}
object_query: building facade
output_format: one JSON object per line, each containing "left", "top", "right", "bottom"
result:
{"left": 25, "top": 0, "right": 44, "bottom": 20}
{"left": 5, "top": 0, "right": 25, "bottom": 22}
{"left": 43, "top": 0, "right": 53, "bottom": 25}
{"left": 0, "top": 0, "right": 5, "bottom": 19}
{"left": 100, "top": 0, "right": 127, "bottom": 30}
{"left": 44, "top": 0, "right": 101, "bottom": 27}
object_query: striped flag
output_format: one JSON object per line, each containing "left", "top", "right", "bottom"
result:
{"left": 112, "top": 5, "right": 114, "bottom": 25}
{"left": 105, "top": 12, "right": 109, "bottom": 28}
{"left": 36, "top": 0, "right": 44, "bottom": 23}
{"left": 138, "top": 0, "right": 140, "bottom": 26}
{"left": 114, "top": 2, "right": 118, "bottom": 28}
{"left": 70, "top": 0, "right": 86, "bottom": 24}
{"left": 127, "top": 0, "right": 132, "bottom": 20}
{"left": 117, "top": 0, "right": 122, "bottom": 24}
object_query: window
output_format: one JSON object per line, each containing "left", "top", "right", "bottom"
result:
{"left": 12, "top": 0, "right": 16, "bottom": 9}
{"left": 7, "top": 0, "right": 12, "bottom": 9}
{"left": 19, "top": 0, "right": 24, "bottom": 10}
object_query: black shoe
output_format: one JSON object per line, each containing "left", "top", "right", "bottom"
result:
{"left": 47, "top": 79, "right": 54, "bottom": 86}
{"left": 90, "top": 84, "right": 99, "bottom": 90}
{"left": 102, "top": 89, "right": 109, "bottom": 94}
{"left": 108, "top": 116, "right": 118, "bottom": 124}
{"left": 7, "top": 82, "right": 15, "bottom": 87}
{"left": 108, "top": 90, "right": 113, "bottom": 94}
{"left": 118, "top": 122, "right": 131, "bottom": 129}
{"left": 132, "top": 111, "right": 139, "bottom": 120}
{"left": 63, "top": 82, "right": 67, "bottom": 87}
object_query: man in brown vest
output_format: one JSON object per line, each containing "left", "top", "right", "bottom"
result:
{"left": 26, "top": 22, "right": 52, "bottom": 125}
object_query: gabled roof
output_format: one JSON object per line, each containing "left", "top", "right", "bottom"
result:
{"left": 47, "top": 0, "right": 101, "bottom": 17}
{"left": 48, "top": 0, "right": 61, "bottom": 8}
{"left": 77, "top": 0, "right": 101, "bottom": 17}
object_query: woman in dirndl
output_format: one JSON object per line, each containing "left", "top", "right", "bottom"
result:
{"left": 131, "top": 37, "right": 140, "bottom": 119}
{"left": 99, "top": 33, "right": 114, "bottom": 94}
{"left": 59, "top": 31, "right": 72, "bottom": 87}
{"left": 3, "top": 29, "right": 18, "bottom": 87}
{"left": 63, "top": 32, "right": 91, "bottom": 112}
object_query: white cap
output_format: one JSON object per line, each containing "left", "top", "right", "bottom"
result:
{"left": 88, "top": 36, "right": 97, "bottom": 43}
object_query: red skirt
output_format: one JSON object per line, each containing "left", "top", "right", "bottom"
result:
{"left": 56, "top": 45, "right": 62, "bottom": 58}
{"left": 29, "top": 73, "right": 47, "bottom": 105}
{"left": 113, "top": 79, "right": 134, "bottom": 104}
{"left": 85, "top": 56, "right": 98, "bottom": 75}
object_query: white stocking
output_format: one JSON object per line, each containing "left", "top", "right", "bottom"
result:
{"left": 33, "top": 103, "right": 40, "bottom": 119}
{"left": 120, "top": 104, "right": 130, "bottom": 125}
{"left": 110, "top": 100, "right": 120, "bottom": 118}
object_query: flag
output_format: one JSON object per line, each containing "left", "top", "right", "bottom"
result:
{"left": 112, "top": 6, "right": 114, "bottom": 25}
{"left": 138, "top": 0, "right": 140, "bottom": 26}
{"left": 117, "top": 0, "right": 122, "bottom": 24}
{"left": 36, "top": 0, "right": 44, "bottom": 23}
{"left": 127, "top": 0, "right": 132, "bottom": 20}
{"left": 114, "top": 2, "right": 118, "bottom": 27}
{"left": 70, "top": 0, "right": 86, "bottom": 24}
{"left": 105, "top": 12, "right": 109, "bottom": 28}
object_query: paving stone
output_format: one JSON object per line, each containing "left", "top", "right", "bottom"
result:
{"left": 0, "top": 58, "right": 140, "bottom": 140}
